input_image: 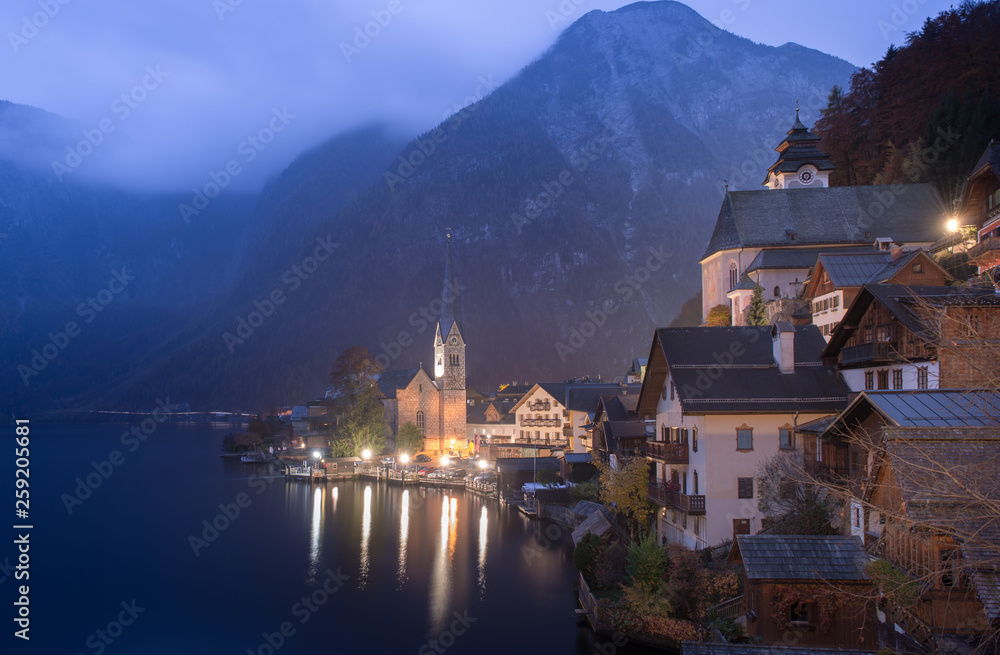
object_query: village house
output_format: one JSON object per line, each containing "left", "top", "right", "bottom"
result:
{"left": 964, "top": 142, "right": 1000, "bottom": 281}
{"left": 802, "top": 248, "right": 951, "bottom": 340}
{"left": 820, "top": 285, "right": 1000, "bottom": 392}
{"left": 866, "top": 426, "right": 1000, "bottom": 654}
{"left": 588, "top": 394, "right": 650, "bottom": 464}
{"left": 508, "top": 381, "right": 641, "bottom": 454}
{"left": 700, "top": 113, "right": 944, "bottom": 324}
{"left": 804, "top": 389, "right": 1000, "bottom": 545}
{"left": 728, "top": 534, "right": 876, "bottom": 650}
{"left": 465, "top": 397, "right": 518, "bottom": 445}
{"left": 636, "top": 323, "right": 849, "bottom": 548}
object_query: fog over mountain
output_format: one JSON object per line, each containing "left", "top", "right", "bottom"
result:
{"left": 1, "top": 2, "right": 856, "bottom": 413}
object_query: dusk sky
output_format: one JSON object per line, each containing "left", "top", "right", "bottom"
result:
{"left": 1, "top": 0, "right": 958, "bottom": 191}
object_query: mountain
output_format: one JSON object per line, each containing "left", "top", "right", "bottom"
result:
{"left": 2, "top": 1, "right": 855, "bottom": 413}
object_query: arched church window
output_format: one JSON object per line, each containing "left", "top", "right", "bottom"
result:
{"left": 729, "top": 264, "right": 738, "bottom": 290}
{"left": 416, "top": 411, "right": 425, "bottom": 435}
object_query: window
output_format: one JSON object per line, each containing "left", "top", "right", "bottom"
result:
{"left": 832, "top": 295, "right": 839, "bottom": 308}
{"left": 729, "top": 263, "right": 738, "bottom": 290}
{"left": 865, "top": 371, "right": 874, "bottom": 390}
{"left": 913, "top": 263, "right": 924, "bottom": 274}
{"left": 693, "top": 470, "right": 699, "bottom": 495}
{"left": 733, "top": 519, "right": 751, "bottom": 536}
{"left": 661, "top": 424, "right": 667, "bottom": 441}
{"left": 893, "top": 369, "right": 903, "bottom": 390}
{"left": 449, "top": 353, "right": 460, "bottom": 366}
{"left": 789, "top": 602, "right": 810, "bottom": 624}
{"left": 774, "top": 286, "right": 781, "bottom": 298}
{"left": 917, "top": 367, "right": 929, "bottom": 390}
{"left": 416, "top": 411, "right": 425, "bottom": 435}
{"left": 738, "top": 477, "right": 754, "bottom": 499}
{"left": 877, "top": 369, "right": 889, "bottom": 390}
{"left": 737, "top": 428, "right": 753, "bottom": 450}
{"left": 692, "top": 427, "right": 698, "bottom": 453}
{"left": 670, "top": 382, "right": 675, "bottom": 401}
{"left": 779, "top": 428, "right": 793, "bottom": 450}
{"left": 679, "top": 428, "right": 689, "bottom": 446}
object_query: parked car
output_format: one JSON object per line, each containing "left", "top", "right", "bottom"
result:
{"left": 417, "top": 467, "right": 432, "bottom": 477}
{"left": 427, "top": 469, "right": 449, "bottom": 479}
{"left": 473, "top": 472, "right": 496, "bottom": 484}
{"left": 414, "top": 454, "right": 432, "bottom": 463}
{"left": 447, "top": 468, "right": 467, "bottom": 479}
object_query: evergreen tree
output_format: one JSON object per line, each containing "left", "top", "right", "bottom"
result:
{"left": 745, "top": 284, "right": 768, "bottom": 326}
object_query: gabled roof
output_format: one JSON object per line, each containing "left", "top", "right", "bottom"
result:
{"left": 701, "top": 184, "right": 945, "bottom": 261}
{"left": 637, "top": 326, "right": 849, "bottom": 416}
{"left": 822, "top": 284, "right": 1000, "bottom": 361}
{"left": 731, "top": 534, "right": 869, "bottom": 581}
{"left": 565, "top": 384, "right": 639, "bottom": 413}
{"left": 376, "top": 368, "right": 422, "bottom": 399}
{"left": 466, "top": 401, "right": 516, "bottom": 425}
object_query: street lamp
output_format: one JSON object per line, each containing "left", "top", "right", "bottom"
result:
{"left": 441, "top": 456, "right": 450, "bottom": 467}
{"left": 400, "top": 453, "right": 410, "bottom": 464}
{"left": 947, "top": 217, "right": 959, "bottom": 233}
{"left": 361, "top": 449, "right": 372, "bottom": 460}
{"left": 312, "top": 450, "right": 321, "bottom": 460}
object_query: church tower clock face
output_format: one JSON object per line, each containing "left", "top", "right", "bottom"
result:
{"left": 798, "top": 169, "right": 814, "bottom": 184}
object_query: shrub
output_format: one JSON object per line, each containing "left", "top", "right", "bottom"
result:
{"left": 573, "top": 533, "right": 602, "bottom": 585}
{"left": 594, "top": 540, "right": 628, "bottom": 589}
{"left": 627, "top": 532, "right": 667, "bottom": 591}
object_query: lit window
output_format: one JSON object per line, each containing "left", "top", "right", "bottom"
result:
{"left": 416, "top": 411, "right": 425, "bottom": 435}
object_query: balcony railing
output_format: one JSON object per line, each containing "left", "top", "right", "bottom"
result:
{"left": 528, "top": 402, "right": 551, "bottom": 411}
{"left": 647, "top": 483, "right": 705, "bottom": 514}
{"left": 562, "top": 426, "right": 573, "bottom": 437}
{"left": 968, "top": 236, "right": 1000, "bottom": 262}
{"left": 521, "top": 418, "right": 560, "bottom": 427}
{"left": 646, "top": 441, "right": 689, "bottom": 464}
{"left": 840, "top": 341, "right": 899, "bottom": 366}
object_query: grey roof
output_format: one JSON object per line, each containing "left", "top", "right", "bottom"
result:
{"left": 495, "top": 457, "right": 560, "bottom": 472}
{"left": 970, "top": 140, "right": 1000, "bottom": 180}
{"left": 817, "top": 252, "right": 893, "bottom": 287}
{"left": 701, "top": 184, "right": 945, "bottom": 261}
{"left": 861, "top": 390, "right": 1000, "bottom": 427}
{"left": 466, "top": 401, "right": 516, "bottom": 425}
{"left": 745, "top": 246, "right": 875, "bottom": 274}
{"left": 562, "top": 453, "right": 592, "bottom": 463}
{"left": 682, "top": 644, "right": 875, "bottom": 655}
{"left": 376, "top": 368, "right": 421, "bottom": 399}
{"left": 734, "top": 535, "right": 869, "bottom": 581}
{"left": 565, "top": 384, "right": 640, "bottom": 413}
{"left": 640, "top": 326, "right": 849, "bottom": 414}
{"left": 795, "top": 414, "right": 838, "bottom": 434}
{"left": 572, "top": 504, "right": 623, "bottom": 545}
{"left": 732, "top": 273, "right": 759, "bottom": 291}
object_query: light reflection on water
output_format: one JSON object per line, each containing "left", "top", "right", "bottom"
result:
{"left": 478, "top": 504, "right": 488, "bottom": 597}
{"left": 359, "top": 484, "right": 372, "bottom": 588}
{"left": 307, "top": 485, "right": 323, "bottom": 582}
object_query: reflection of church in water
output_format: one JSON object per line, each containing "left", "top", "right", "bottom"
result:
{"left": 376, "top": 232, "right": 467, "bottom": 456}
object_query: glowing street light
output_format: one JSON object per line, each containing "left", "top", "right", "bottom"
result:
{"left": 478, "top": 459, "right": 488, "bottom": 470}
{"left": 312, "top": 450, "right": 321, "bottom": 460}
{"left": 361, "top": 449, "right": 372, "bottom": 460}
{"left": 947, "top": 217, "right": 959, "bottom": 233}
{"left": 441, "top": 456, "right": 451, "bottom": 467}
{"left": 400, "top": 453, "right": 410, "bottom": 464}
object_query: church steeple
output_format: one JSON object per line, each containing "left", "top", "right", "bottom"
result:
{"left": 433, "top": 229, "right": 465, "bottom": 391}
{"left": 764, "top": 107, "right": 835, "bottom": 189}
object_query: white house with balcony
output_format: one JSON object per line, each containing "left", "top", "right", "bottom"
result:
{"left": 637, "top": 323, "right": 850, "bottom": 548}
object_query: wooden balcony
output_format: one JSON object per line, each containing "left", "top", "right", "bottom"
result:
{"left": 647, "top": 483, "right": 705, "bottom": 515}
{"left": 840, "top": 341, "right": 899, "bottom": 366}
{"left": 520, "top": 418, "right": 560, "bottom": 427}
{"left": 968, "top": 236, "right": 1000, "bottom": 264}
{"left": 646, "top": 441, "right": 689, "bottom": 464}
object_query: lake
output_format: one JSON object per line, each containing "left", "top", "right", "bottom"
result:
{"left": 5, "top": 423, "right": 655, "bottom": 654}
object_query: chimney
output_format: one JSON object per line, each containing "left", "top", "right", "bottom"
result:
{"left": 890, "top": 243, "right": 906, "bottom": 261}
{"left": 771, "top": 322, "right": 795, "bottom": 374}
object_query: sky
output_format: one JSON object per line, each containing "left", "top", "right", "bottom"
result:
{"left": 0, "top": 0, "right": 960, "bottom": 192}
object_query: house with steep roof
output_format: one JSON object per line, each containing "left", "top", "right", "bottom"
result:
{"left": 821, "top": 285, "right": 1000, "bottom": 392}
{"left": 636, "top": 323, "right": 850, "bottom": 548}
{"left": 700, "top": 114, "right": 945, "bottom": 323}
{"left": 465, "top": 398, "right": 517, "bottom": 444}
{"left": 867, "top": 426, "right": 1000, "bottom": 654}
{"left": 964, "top": 141, "right": 1000, "bottom": 280}
{"left": 508, "top": 381, "right": 641, "bottom": 454}
{"left": 806, "top": 390, "right": 1000, "bottom": 543}
{"left": 728, "top": 534, "right": 875, "bottom": 649}
{"left": 589, "top": 394, "right": 650, "bottom": 464}
{"left": 803, "top": 249, "right": 951, "bottom": 340}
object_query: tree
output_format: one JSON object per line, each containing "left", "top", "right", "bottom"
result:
{"left": 329, "top": 346, "right": 385, "bottom": 412}
{"left": 705, "top": 304, "right": 732, "bottom": 327}
{"left": 756, "top": 453, "right": 839, "bottom": 535}
{"left": 594, "top": 454, "right": 651, "bottom": 538}
{"left": 396, "top": 422, "right": 424, "bottom": 456}
{"left": 745, "top": 284, "right": 768, "bottom": 326}
{"left": 331, "top": 385, "right": 387, "bottom": 457}
{"left": 626, "top": 532, "right": 667, "bottom": 591}
{"left": 535, "top": 467, "right": 561, "bottom": 487}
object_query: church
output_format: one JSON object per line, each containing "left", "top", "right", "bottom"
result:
{"left": 376, "top": 232, "right": 467, "bottom": 456}
{"left": 700, "top": 110, "right": 946, "bottom": 324}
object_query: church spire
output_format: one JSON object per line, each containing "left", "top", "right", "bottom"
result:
{"left": 439, "top": 227, "right": 458, "bottom": 337}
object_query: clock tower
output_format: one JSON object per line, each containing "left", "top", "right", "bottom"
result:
{"left": 764, "top": 107, "right": 835, "bottom": 190}
{"left": 433, "top": 229, "right": 466, "bottom": 455}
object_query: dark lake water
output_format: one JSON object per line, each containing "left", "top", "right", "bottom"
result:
{"left": 3, "top": 423, "right": 653, "bottom": 654}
